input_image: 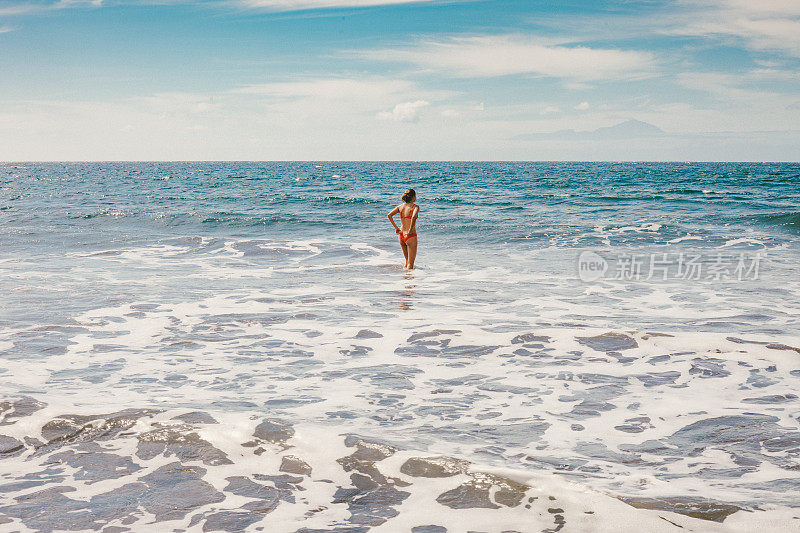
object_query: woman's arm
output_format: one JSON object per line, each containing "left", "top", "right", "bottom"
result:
{"left": 409, "top": 205, "right": 419, "bottom": 233}
{"left": 387, "top": 205, "right": 401, "bottom": 233}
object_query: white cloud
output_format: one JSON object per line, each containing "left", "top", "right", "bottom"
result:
{"left": 357, "top": 34, "right": 655, "bottom": 81}
{"left": 232, "top": 78, "right": 417, "bottom": 100}
{"left": 0, "top": 0, "right": 100, "bottom": 17}
{"left": 436, "top": 102, "right": 484, "bottom": 119}
{"left": 228, "top": 77, "right": 452, "bottom": 129}
{"left": 132, "top": 92, "right": 218, "bottom": 114}
{"left": 747, "top": 68, "right": 799, "bottom": 80}
{"left": 670, "top": 0, "right": 800, "bottom": 57}
{"left": 55, "top": 0, "right": 103, "bottom": 7}
{"left": 378, "top": 100, "right": 429, "bottom": 122}
{"left": 0, "top": 25, "right": 15, "bottom": 33}
{"left": 674, "top": 67, "right": 799, "bottom": 106}
{"left": 0, "top": 0, "right": 431, "bottom": 17}
{"left": 3, "top": 91, "right": 800, "bottom": 160}
{"left": 0, "top": 4, "right": 37, "bottom": 16}
{"left": 540, "top": 105, "right": 560, "bottom": 115}
{"left": 680, "top": 19, "right": 800, "bottom": 57}
{"left": 712, "top": 0, "right": 800, "bottom": 17}
{"left": 676, "top": 72, "right": 779, "bottom": 101}
{"left": 237, "top": 0, "right": 432, "bottom": 11}
{"left": 574, "top": 101, "right": 590, "bottom": 111}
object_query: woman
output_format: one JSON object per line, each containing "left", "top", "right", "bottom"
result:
{"left": 387, "top": 188, "right": 419, "bottom": 269}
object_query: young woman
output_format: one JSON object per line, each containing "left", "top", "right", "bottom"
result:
{"left": 387, "top": 188, "right": 419, "bottom": 269}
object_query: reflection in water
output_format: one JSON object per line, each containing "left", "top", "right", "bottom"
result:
{"left": 399, "top": 271, "right": 415, "bottom": 310}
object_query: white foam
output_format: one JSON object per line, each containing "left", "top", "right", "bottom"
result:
{"left": 2, "top": 235, "right": 800, "bottom": 527}
{"left": 721, "top": 237, "right": 765, "bottom": 247}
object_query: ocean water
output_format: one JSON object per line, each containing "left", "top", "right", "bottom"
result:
{"left": 1, "top": 161, "right": 799, "bottom": 532}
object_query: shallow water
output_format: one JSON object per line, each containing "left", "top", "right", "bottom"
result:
{"left": 1, "top": 162, "right": 799, "bottom": 531}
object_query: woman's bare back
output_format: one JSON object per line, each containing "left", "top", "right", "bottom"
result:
{"left": 398, "top": 203, "right": 418, "bottom": 234}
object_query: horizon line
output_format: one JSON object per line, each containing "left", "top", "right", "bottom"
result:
{"left": 3, "top": 160, "right": 800, "bottom": 164}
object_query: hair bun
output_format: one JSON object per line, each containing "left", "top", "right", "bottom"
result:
{"left": 402, "top": 188, "right": 415, "bottom": 203}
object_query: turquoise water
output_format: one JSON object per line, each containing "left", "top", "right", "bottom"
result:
{"left": 4, "top": 162, "right": 799, "bottom": 248}
{"left": 1, "top": 162, "right": 799, "bottom": 531}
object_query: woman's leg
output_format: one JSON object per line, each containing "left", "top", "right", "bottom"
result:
{"left": 406, "top": 237, "right": 417, "bottom": 269}
{"left": 400, "top": 239, "right": 409, "bottom": 266}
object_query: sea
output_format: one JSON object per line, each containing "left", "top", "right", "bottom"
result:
{"left": 1, "top": 161, "right": 799, "bottom": 532}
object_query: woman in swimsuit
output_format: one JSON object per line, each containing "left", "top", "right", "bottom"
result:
{"left": 387, "top": 188, "right": 419, "bottom": 269}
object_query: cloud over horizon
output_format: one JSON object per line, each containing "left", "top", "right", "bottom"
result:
{"left": 378, "top": 99, "right": 429, "bottom": 122}
{"left": 358, "top": 35, "right": 656, "bottom": 81}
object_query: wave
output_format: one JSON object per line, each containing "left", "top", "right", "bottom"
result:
{"left": 665, "top": 188, "right": 705, "bottom": 194}
{"left": 429, "top": 196, "right": 463, "bottom": 204}
{"left": 757, "top": 211, "right": 800, "bottom": 232}
{"left": 69, "top": 208, "right": 134, "bottom": 220}
{"left": 318, "top": 196, "right": 381, "bottom": 205}
{"left": 587, "top": 195, "right": 667, "bottom": 202}
{"left": 200, "top": 213, "right": 330, "bottom": 226}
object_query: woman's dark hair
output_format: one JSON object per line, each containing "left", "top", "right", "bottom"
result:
{"left": 402, "top": 188, "right": 416, "bottom": 203}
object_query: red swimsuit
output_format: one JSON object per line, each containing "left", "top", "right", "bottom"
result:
{"left": 399, "top": 214, "right": 416, "bottom": 243}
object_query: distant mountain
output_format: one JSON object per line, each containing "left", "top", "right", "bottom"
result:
{"left": 593, "top": 119, "right": 664, "bottom": 138}
{"left": 513, "top": 119, "right": 665, "bottom": 141}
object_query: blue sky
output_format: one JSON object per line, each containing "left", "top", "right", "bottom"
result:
{"left": 1, "top": 0, "right": 799, "bottom": 160}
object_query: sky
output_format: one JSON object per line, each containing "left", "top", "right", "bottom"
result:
{"left": 1, "top": 0, "right": 799, "bottom": 160}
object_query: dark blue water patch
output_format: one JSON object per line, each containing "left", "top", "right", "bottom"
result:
{"left": 757, "top": 211, "right": 800, "bottom": 233}
{"left": 3, "top": 162, "right": 800, "bottom": 244}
